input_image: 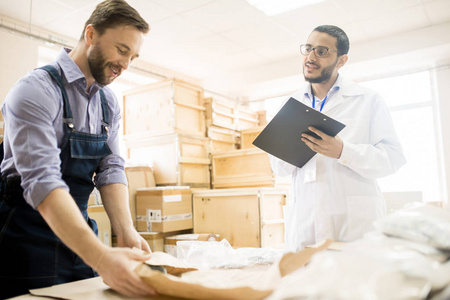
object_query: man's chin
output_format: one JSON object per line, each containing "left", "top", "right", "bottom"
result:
{"left": 304, "top": 76, "right": 324, "bottom": 84}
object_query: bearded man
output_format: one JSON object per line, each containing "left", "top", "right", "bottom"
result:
{"left": 0, "top": 0, "right": 157, "bottom": 298}
{"left": 269, "top": 25, "right": 406, "bottom": 252}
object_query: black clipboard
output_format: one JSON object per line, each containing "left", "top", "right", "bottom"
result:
{"left": 252, "top": 97, "right": 346, "bottom": 168}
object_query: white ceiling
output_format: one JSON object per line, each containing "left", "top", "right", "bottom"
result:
{"left": 1, "top": 0, "right": 450, "bottom": 99}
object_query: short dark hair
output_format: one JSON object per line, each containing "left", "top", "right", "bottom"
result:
{"left": 313, "top": 25, "right": 349, "bottom": 55}
{"left": 80, "top": 0, "right": 150, "bottom": 40}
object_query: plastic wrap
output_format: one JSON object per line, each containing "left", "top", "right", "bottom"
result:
{"left": 266, "top": 216, "right": 450, "bottom": 300}
{"left": 176, "top": 239, "right": 285, "bottom": 269}
{"left": 374, "top": 202, "right": 450, "bottom": 250}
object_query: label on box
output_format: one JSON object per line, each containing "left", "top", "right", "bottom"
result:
{"left": 163, "top": 194, "right": 182, "bottom": 202}
{"left": 161, "top": 213, "right": 192, "bottom": 222}
{"left": 103, "top": 232, "right": 110, "bottom": 246}
{"left": 146, "top": 209, "right": 162, "bottom": 222}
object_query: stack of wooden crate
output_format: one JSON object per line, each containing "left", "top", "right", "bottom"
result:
{"left": 200, "top": 98, "right": 289, "bottom": 249}
{"left": 122, "top": 79, "right": 288, "bottom": 249}
{"left": 123, "top": 79, "right": 210, "bottom": 189}
{"left": 204, "top": 97, "right": 239, "bottom": 152}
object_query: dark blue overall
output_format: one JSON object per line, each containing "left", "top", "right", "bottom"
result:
{"left": 0, "top": 65, "right": 112, "bottom": 299}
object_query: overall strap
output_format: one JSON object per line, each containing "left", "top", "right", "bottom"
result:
{"left": 99, "top": 89, "right": 110, "bottom": 134}
{"left": 40, "top": 65, "right": 110, "bottom": 134}
{"left": 39, "top": 65, "right": 74, "bottom": 131}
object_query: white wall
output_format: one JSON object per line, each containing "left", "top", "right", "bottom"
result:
{"left": 434, "top": 66, "right": 450, "bottom": 207}
{"left": 0, "top": 30, "right": 40, "bottom": 102}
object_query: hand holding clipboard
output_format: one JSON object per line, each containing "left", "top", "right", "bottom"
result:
{"left": 252, "top": 97, "right": 346, "bottom": 168}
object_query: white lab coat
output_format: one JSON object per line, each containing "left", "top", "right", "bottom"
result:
{"left": 270, "top": 76, "right": 406, "bottom": 252}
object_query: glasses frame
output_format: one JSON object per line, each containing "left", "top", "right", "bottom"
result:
{"left": 300, "top": 44, "right": 339, "bottom": 58}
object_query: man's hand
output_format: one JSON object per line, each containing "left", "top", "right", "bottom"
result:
{"left": 93, "top": 247, "right": 157, "bottom": 297}
{"left": 301, "top": 126, "right": 343, "bottom": 159}
{"left": 116, "top": 228, "right": 152, "bottom": 253}
{"left": 37, "top": 188, "right": 156, "bottom": 297}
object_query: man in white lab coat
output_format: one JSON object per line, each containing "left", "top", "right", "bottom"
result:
{"left": 270, "top": 25, "right": 406, "bottom": 252}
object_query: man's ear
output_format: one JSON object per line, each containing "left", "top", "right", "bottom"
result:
{"left": 337, "top": 54, "right": 348, "bottom": 69}
{"left": 84, "top": 24, "right": 96, "bottom": 46}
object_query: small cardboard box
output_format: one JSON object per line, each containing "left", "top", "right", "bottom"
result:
{"left": 125, "top": 166, "right": 156, "bottom": 228}
{"left": 87, "top": 205, "right": 112, "bottom": 247}
{"left": 136, "top": 186, "right": 193, "bottom": 233}
{"left": 139, "top": 232, "right": 165, "bottom": 252}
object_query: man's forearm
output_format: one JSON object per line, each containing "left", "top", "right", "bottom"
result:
{"left": 37, "top": 188, "right": 108, "bottom": 269}
{"left": 98, "top": 183, "right": 134, "bottom": 238}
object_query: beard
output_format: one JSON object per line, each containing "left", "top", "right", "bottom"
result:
{"left": 304, "top": 58, "right": 338, "bottom": 84}
{"left": 88, "top": 45, "right": 116, "bottom": 86}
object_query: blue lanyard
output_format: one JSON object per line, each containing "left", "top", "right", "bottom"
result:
{"left": 312, "top": 94, "right": 327, "bottom": 112}
{"left": 311, "top": 87, "right": 328, "bottom": 112}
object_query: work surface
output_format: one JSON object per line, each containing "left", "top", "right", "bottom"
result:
{"left": 7, "top": 203, "right": 450, "bottom": 300}
{"left": 7, "top": 241, "right": 330, "bottom": 300}
{"left": 9, "top": 277, "right": 185, "bottom": 300}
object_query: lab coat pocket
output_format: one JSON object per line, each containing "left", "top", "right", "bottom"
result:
{"left": 346, "top": 196, "right": 379, "bottom": 241}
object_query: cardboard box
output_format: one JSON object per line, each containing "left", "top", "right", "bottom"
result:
{"left": 136, "top": 186, "right": 193, "bottom": 233}
{"left": 87, "top": 205, "right": 112, "bottom": 247}
{"left": 125, "top": 166, "right": 156, "bottom": 228}
{"left": 139, "top": 232, "right": 165, "bottom": 252}
{"left": 88, "top": 187, "right": 102, "bottom": 206}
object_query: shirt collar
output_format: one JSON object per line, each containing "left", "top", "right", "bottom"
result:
{"left": 56, "top": 47, "right": 103, "bottom": 95}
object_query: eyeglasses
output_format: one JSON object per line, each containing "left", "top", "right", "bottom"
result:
{"left": 300, "top": 44, "right": 339, "bottom": 57}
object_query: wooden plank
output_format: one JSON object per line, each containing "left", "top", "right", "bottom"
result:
{"left": 204, "top": 97, "right": 237, "bottom": 130}
{"left": 125, "top": 134, "right": 210, "bottom": 187}
{"left": 240, "top": 126, "right": 265, "bottom": 149}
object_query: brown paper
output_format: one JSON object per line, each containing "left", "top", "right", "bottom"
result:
{"left": 135, "top": 263, "right": 273, "bottom": 300}
{"left": 279, "top": 239, "right": 333, "bottom": 277}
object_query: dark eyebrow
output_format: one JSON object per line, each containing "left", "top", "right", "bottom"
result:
{"left": 117, "top": 42, "right": 139, "bottom": 59}
{"left": 117, "top": 43, "right": 130, "bottom": 51}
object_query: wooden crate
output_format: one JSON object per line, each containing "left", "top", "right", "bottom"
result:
{"left": 125, "top": 134, "right": 210, "bottom": 188}
{"left": 125, "top": 166, "right": 156, "bottom": 228}
{"left": 240, "top": 126, "right": 265, "bottom": 149}
{"left": 207, "top": 125, "right": 238, "bottom": 152}
{"left": 235, "top": 105, "right": 259, "bottom": 130}
{"left": 136, "top": 187, "right": 193, "bottom": 233}
{"left": 211, "top": 148, "right": 274, "bottom": 188}
{"left": 204, "top": 97, "right": 236, "bottom": 130}
{"left": 193, "top": 187, "right": 287, "bottom": 248}
{"left": 123, "top": 79, "right": 205, "bottom": 138}
{"left": 257, "top": 110, "right": 267, "bottom": 126}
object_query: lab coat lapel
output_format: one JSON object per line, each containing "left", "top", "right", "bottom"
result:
{"left": 322, "top": 91, "right": 344, "bottom": 113}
